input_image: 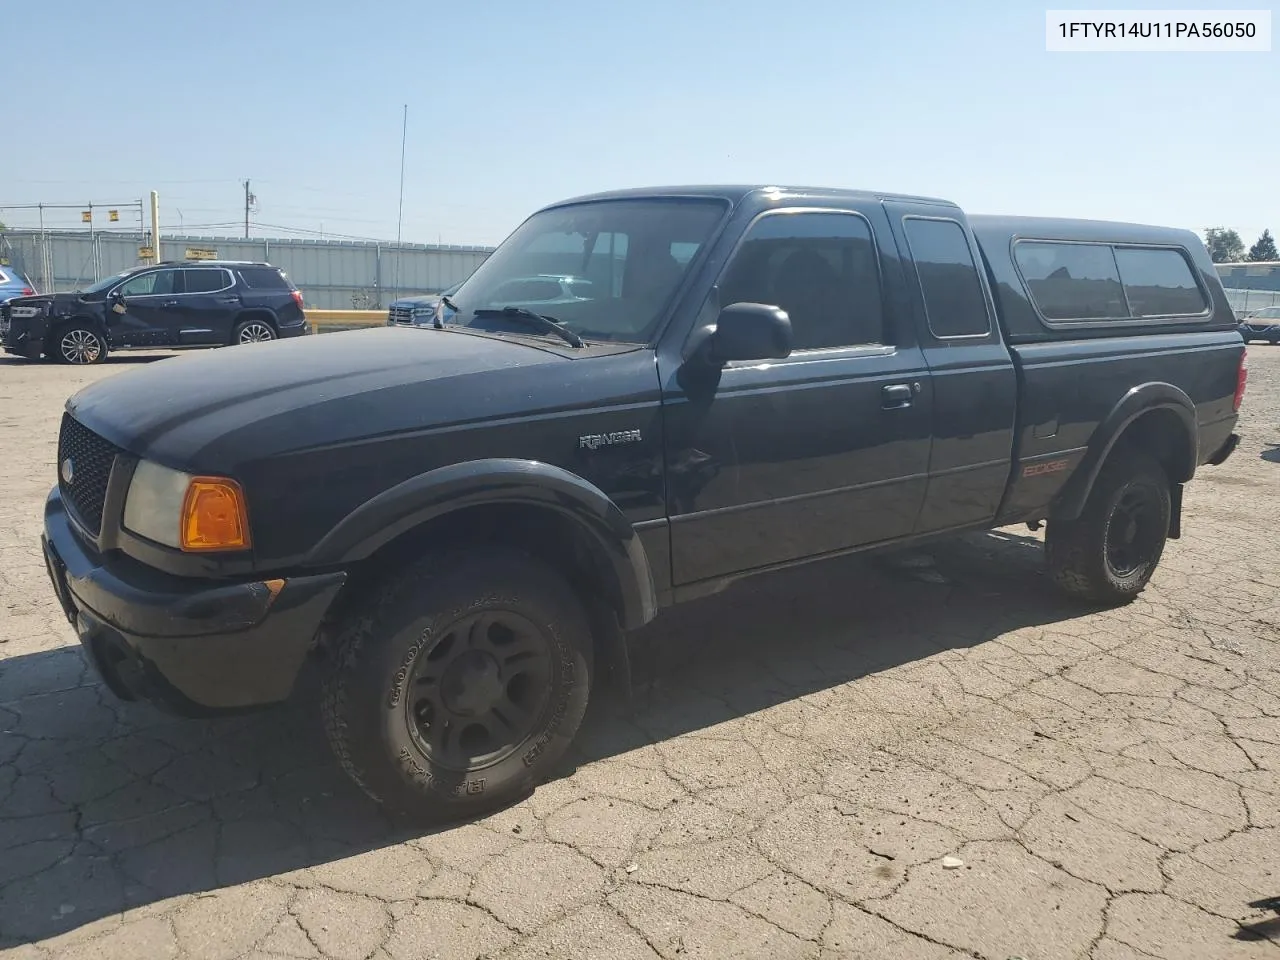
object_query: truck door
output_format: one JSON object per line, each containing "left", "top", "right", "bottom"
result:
{"left": 660, "top": 204, "right": 935, "bottom": 585}
{"left": 881, "top": 203, "right": 1018, "bottom": 532}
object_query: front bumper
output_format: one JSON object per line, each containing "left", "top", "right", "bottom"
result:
{"left": 1, "top": 321, "right": 45, "bottom": 358}
{"left": 1240, "top": 324, "right": 1280, "bottom": 339}
{"left": 43, "top": 490, "right": 346, "bottom": 715}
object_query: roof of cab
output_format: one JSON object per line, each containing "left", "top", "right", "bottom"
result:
{"left": 543, "top": 184, "right": 955, "bottom": 209}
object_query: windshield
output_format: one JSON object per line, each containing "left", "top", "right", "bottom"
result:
{"left": 76, "top": 271, "right": 132, "bottom": 296}
{"left": 443, "top": 198, "right": 727, "bottom": 344}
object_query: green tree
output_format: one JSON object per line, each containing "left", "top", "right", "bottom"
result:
{"left": 1247, "top": 229, "right": 1278, "bottom": 262}
{"left": 1204, "top": 227, "right": 1245, "bottom": 263}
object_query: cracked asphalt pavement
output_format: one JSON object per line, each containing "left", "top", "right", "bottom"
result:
{"left": 2, "top": 347, "right": 1279, "bottom": 960}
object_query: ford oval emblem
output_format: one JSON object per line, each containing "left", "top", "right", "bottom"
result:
{"left": 60, "top": 458, "right": 75, "bottom": 484}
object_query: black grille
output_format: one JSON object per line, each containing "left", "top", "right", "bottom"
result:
{"left": 57, "top": 414, "right": 120, "bottom": 536}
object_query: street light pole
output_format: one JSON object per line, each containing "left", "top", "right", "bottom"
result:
{"left": 396, "top": 104, "right": 408, "bottom": 246}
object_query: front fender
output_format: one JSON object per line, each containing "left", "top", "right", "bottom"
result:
{"left": 306, "top": 458, "right": 658, "bottom": 630}
{"left": 1052, "top": 381, "right": 1197, "bottom": 521}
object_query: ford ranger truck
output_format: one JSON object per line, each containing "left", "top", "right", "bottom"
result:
{"left": 41, "top": 185, "right": 1245, "bottom": 819}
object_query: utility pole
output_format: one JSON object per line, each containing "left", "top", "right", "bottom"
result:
{"left": 396, "top": 104, "right": 408, "bottom": 246}
{"left": 243, "top": 179, "right": 254, "bottom": 239}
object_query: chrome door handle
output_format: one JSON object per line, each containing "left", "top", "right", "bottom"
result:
{"left": 882, "top": 383, "right": 914, "bottom": 409}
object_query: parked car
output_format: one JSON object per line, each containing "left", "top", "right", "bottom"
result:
{"left": 1239, "top": 306, "right": 1280, "bottom": 344}
{"left": 0, "top": 260, "right": 307, "bottom": 364}
{"left": 0, "top": 265, "right": 36, "bottom": 303}
{"left": 43, "top": 185, "right": 1244, "bottom": 821}
{"left": 386, "top": 280, "right": 465, "bottom": 327}
{"left": 386, "top": 275, "right": 593, "bottom": 327}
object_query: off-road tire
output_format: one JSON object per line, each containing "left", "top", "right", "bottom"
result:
{"left": 1045, "top": 448, "right": 1171, "bottom": 604}
{"left": 320, "top": 547, "right": 593, "bottom": 820}
{"left": 50, "top": 323, "right": 107, "bottom": 365}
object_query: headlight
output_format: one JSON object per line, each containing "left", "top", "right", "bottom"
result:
{"left": 123, "top": 460, "right": 252, "bottom": 552}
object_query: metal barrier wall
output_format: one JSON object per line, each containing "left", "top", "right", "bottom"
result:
{"left": 0, "top": 230, "right": 494, "bottom": 310}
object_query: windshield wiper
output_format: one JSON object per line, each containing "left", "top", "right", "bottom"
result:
{"left": 472, "top": 307, "right": 585, "bottom": 348}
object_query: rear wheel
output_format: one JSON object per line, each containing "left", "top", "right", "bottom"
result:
{"left": 51, "top": 324, "right": 107, "bottom": 365}
{"left": 233, "top": 318, "right": 277, "bottom": 345}
{"left": 1046, "top": 448, "right": 1171, "bottom": 604}
{"left": 320, "top": 547, "right": 593, "bottom": 820}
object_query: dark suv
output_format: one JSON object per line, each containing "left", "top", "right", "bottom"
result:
{"left": 1, "top": 260, "right": 307, "bottom": 364}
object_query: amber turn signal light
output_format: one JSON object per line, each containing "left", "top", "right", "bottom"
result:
{"left": 180, "top": 477, "right": 252, "bottom": 552}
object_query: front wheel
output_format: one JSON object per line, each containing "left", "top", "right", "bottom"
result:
{"left": 233, "top": 318, "right": 277, "bottom": 345}
{"left": 321, "top": 547, "right": 593, "bottom": 820}
{"left": 51, "top": 324, "right": 107, "bottom": 365}
{"left": 1045, "top": 449, "right": 1171, "bottom": 604}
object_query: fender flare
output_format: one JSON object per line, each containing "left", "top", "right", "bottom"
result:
{"left": 1052, "top": 382, "right": 1198, "bottom": 522}
{"left": 307, "top": 458, "right": 658, "bottom": 630}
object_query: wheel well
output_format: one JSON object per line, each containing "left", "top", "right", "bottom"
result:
{"left": 319, "top": 502, "right": 626, "bottom": 666}
{"left": 1112, "top": 407, "right": 1196, "bottom": 484}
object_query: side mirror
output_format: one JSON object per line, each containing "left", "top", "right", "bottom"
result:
{"left": 708, "top": 302, "right": 792, "bottom": 363}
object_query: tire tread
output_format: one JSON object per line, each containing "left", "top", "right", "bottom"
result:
{"left": 319, "top": 547, "right": 591, "bottom": 819}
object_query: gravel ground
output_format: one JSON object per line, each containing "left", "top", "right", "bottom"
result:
{"left": 1, "top": 345, "right": 1278, "bottom": 960}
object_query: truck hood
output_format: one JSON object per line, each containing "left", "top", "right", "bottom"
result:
{"left": 67, "top": 326, "right": 577, "bottom": 471}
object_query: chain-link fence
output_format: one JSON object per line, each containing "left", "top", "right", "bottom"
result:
{"left": 1225, "top": 287, "right": 1280, "bottom": 315}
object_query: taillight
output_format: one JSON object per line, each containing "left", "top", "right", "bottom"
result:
{"left": 1234, "top": 348, "right": 1248, "bottom": 412}
{"left": 291, "top": 290, "right": 304, "bottom": 307}
{"left": 21, "top": 287, "right": 34, "bottom": 296}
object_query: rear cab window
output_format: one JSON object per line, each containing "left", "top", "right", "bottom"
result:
{"left": 1014, "top": 240, "right": 1208, "bottom": 324}
{"left": 902, "top": 217, "right": 993, "bottom": 338}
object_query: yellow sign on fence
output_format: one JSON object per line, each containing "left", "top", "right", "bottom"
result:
{"left": 108, "top": 210, "right": 119, "bottom": 222}
{"left": 81, "top": 211, "right": 91, "bottom": 223}
{"left": 184, "top": 247, "right": 217, "bottom": 261}
{"left": 138, "top": 246, "right": 155, "bottom": 259}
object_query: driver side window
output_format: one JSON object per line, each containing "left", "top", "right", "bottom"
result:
{"left": 118, "top": 270, "right": 176, "bottom": 298}
{"left": 717, "top": 211, "right": 887, "bottom": 351}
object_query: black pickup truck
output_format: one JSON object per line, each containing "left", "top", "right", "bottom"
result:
{"left": 42, "top": 185, "right": 1245, "bottom": 819}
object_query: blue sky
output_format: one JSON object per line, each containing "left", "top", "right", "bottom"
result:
{"left": 3, "top": 0, "right": 1274, "bottom": 247}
